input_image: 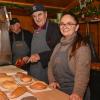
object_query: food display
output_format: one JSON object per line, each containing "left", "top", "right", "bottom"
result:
{"left": 0, "top": 72, "right": 50, "bottom": 100}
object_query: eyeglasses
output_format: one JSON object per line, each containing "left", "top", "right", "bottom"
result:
{"left": 59, "top": 22, "right": 77, "bottom": 28}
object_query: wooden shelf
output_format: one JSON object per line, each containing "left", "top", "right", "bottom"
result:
{"left": 79, "top": 18, "right": 100, "bottom": 24}
{"left": 91, "top": 63, "right": 100, "bottom": 71}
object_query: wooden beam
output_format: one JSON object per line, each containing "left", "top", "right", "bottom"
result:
{"left": 0, "top": 0, "right": 32, "bottom": 6}
{"left": 63, "top": 0, "right": 79, "bottom": 11}
{"left": 0, "top": 0, "right": 65, "bottom": 10}
{"left": 7, "top": 8, "right": 29, "bottom": 16}
{"left": 93, "top": 1, "right": 100, "bottom": 7}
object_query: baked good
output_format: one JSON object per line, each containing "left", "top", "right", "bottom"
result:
{"left": 21, "top": 96, "right": 37, "bottom": 100}
{"left": 20, "top": 75, "right": 32, "bottom": 83}
{"left": 9, "top": 86, "right": 27, "bottom": 99}
{"left": 0, "top": 73, "right": 7, "bottom": 77}
{"left": 0, "top": 76, "right": 15, "bottom": 84}
{"left": 2, "top": 81, "right": 18, "bottom": 90}
{"left": 0, "top": 91, "right": 8, "bottom": 100}
{"left": 16, "top": 72, "right": 27, "bottom": 78}
{"left": 30, "top": 81, "right": 48, "bottom": 90}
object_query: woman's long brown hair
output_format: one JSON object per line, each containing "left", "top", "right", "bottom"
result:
{"left": 70, "top": 32, "right": 87, "bottom": 58}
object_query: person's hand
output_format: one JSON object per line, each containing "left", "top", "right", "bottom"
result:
{"left": 22, "top": 56, "right": 29, "bottom": 64}
{"left": 27, "top": 54, "right": 40, "bottom": 63}
{"left": 15, "top": 58, "right": 25, "bottom": 67}
{"left": 49, "top": 82, "right": 60, "bottom": 89}
{"left": 69, "top": 93, "right": 82, "bottom": 100}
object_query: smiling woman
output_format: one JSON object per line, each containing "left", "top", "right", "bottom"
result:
{"left": 59, "top": 13, "right": 79, "bottom": 37}
{"left": 48, "top": 13, "right": 91, "bottom": 100}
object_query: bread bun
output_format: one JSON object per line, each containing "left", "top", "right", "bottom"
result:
{"left": 30, "top": 81, "right": 47, "bottom": 90}
{"left": 16, "top": 72, "right": 27, "bottom": 78}
{"left": 20, "top": 75, "right": 32, "bottom": 83}
{"left": 2, "top": 81, "right": 18, "bottom": 90}
{"left": 9, "top": 86, "right": 27, "bottom": 99}
{"left": 0, "top": 91, "right": 8, "bottom": 100}
{"left": 0, "top": 73, "right": 7, "bottom": 77}
{"left": 0, "top": 76, "right": 15, "bottom": 84}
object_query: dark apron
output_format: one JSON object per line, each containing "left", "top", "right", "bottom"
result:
{"left": 12, "top": 31, "right": 29, "bottom": 65}
{"left": 30, "top": 21, "right": 50, "bottom": 83}
{"left": 53, "top": 46, "right": 90, "bottom": 100}
{"left": 53, "top": 46, "right": 74, "bottom": 94}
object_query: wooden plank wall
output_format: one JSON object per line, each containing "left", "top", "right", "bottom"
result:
{"left": 79, "top": 22, "right": 100, "bottom": 59}
{"left": 12, "top": 15, "right": 34, "bottom": 33}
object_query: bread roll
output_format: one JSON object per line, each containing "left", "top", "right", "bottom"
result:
{"left": 9, "top": 86, "right": 27, "bottom": 99}
{"left": 2, "top": 81, "right": 18, "bottom": 90}
{"left": 30, "top": 81, "right": 48, "bottom": 90}
{"left": 20, "top": 75, "right": 32, "bottom": 83}
{"left": 16, "top": 72, "right": 27, "bottom": 78}
{"left": 0, "top": 91, "right": 8, "bottom": 100}
{"left": 0, "top": 73, "right": 7, "bottom": 77}
{"left": 0, "top": 76, "right": 15, "bottom": 84}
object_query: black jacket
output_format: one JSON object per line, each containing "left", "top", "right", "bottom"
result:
{"left": 39, "top": 20, "right": 61, "bottom": 68}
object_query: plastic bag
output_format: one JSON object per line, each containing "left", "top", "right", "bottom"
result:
{"left": 0, "top": 6, "right": 12, "bottom": 65}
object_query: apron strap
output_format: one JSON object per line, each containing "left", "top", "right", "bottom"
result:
{"left": 22, "top": 30, "right": 24, "bottom": 41}
{"left": 45, "top": 20, "right": 49, "bottom": 33}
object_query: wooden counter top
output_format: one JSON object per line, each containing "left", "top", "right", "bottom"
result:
{"left": 0, "top": 65, "right": 69, "bottom": 100}
{"left": 34, "top": 88, "right": 69, "bottom": 100}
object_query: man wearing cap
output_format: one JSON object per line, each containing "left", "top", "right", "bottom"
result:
{"left": 9, "top": 18, "right": 33, "bottom": 72}
{"left": 27, "top": 4, "right": 61, "bottom": 83}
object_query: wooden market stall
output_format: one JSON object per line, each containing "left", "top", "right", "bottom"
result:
{"left": 0, "top": 0, "right": 100, "bottom": 100}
